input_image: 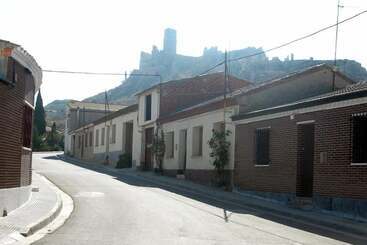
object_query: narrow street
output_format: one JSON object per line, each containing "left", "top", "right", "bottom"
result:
{"left": 33, "top": 152, "right": 350, "bottom": 245}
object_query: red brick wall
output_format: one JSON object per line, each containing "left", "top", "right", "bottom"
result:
{"left": 160, "top": 73, "right": 250, "bottom": 117}
{"left": 234, "top": 103, "right": 367, "bottom": 200}
{"left": 0, "top": 57, "right": 34, "bottom": 188}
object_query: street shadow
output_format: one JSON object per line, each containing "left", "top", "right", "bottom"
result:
{"left": 48, "top": 154, "right": 366, "bottom": 245}
{"left": 42, "top": 155, "right": 60, "bottom": 160}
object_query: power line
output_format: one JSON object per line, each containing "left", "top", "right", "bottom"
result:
{"left": 229, "top": 9, "right": 367, "bottom": 63}
{"left": 197, "top": 60, "right": 225, "bottom": 76}
{"left": 42, "top": 69, "right": 160, "bottom": 77}
{"left": 43, "top": 9, "right": 366, "bottom": 78}
{"left": 198, "top": 9, "right": 367, "bottom": 76}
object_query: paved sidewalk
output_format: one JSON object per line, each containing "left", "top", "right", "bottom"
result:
{"left": 62, "top": 155, "right": 367, "bottom": 242}
{"left": 0, "top": 173, "right": 62, "bottom": 245}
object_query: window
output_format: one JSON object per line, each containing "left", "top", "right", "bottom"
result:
{"left": 111, "top": 124, "right": 116, "bottom": 144}
{"left": 95, "top": 129, "right": 99, "bottom": 146}
{"left": 145, "top": 94, "right": 152, "bottom": 121}
{"left": 255, "top": 128, "right": 270, "bottom": 165}
{"left": 192, "top": 126, "right": 203, "bottom": 156}
{"left": 78, "top": 135, "right": 81, "bottom": 149}
{"left": 165, "top": 132, "right": 174, "bottom": 158}
{"left": 101, "top": 127, "right": 105, "bottom": 145}
{"left": 22, "top": 105, "right": 33, "bottom": 148}
{"left": 352, "top": 115, "right": 367, "bottom": 163}
{"left": 89, "top": 131, "right": 93, "bottom": 146}
{"left": 85, "top": 133, "right": 88, "bottom": 147}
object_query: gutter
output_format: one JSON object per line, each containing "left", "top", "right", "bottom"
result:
{"left": 0, "top": 77, "right": 14, "bottom": 87}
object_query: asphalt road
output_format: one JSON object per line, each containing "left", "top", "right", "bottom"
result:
{"left": 32, "top": 152, "right": 349, "bottom": 245}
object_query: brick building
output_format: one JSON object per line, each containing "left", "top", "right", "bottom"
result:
{"left": 156, "top": 64, "right": 353, "bottom": 185}
{"left": 0, "top": 40, "right": 42, "bottom": 215}
{"left": 232, "top": 82, "right": 367, "bottom": 219}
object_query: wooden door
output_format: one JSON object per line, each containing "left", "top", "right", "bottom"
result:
{"left": 297, "top": 123, "right": 315, "bottom": 197}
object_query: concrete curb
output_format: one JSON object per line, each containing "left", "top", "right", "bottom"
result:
{"left": 21, "top": 174, "right": 63, "bottom": 237}
{"left": 126, "top": 171, "right": 367, "bottom": 239}
{"left": 60, "top": 155, "right": 367, "bottom": 242}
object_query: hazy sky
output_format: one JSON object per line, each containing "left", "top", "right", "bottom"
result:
{"left": 2, "top": 0, "right": 367, "bottom": 104}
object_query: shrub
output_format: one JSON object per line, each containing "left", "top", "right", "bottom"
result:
{"left": 116, "top": 153, "right": 132, "bottom": 169}
{"left": 208, "top": 129, "right": 231, "bottom": 187}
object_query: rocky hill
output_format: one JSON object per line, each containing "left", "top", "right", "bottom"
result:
{"left": 47, "top": 29, "right": 367, "bottom": 126}
{"left": 84, "top": 29, "right": 367, "bottom": 104}
{"left": 45, "top": 99, "right": 70, "bottom": 131}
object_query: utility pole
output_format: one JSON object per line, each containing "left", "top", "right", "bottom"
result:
{"left": 223, "top": 51, "right": 228, "bottom": 127}
{"left": 332, "top": 0, "right": 343, "bottom": 90}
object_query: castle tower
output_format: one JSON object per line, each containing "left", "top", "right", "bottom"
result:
{"left": 163, "top": 28, "right": 176, "bottom": 55}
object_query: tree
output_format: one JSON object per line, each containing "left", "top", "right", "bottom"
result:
{"left": 152, "top": 126, "right": 165, "bottom": 173}
{"left": 208, "top": 129, "right": 231, "bottom": 187}
{"left": 48, "top": 122, "right": 57, "bottom": 146}
{"left": 34, "top": 90, "right": 46, "bottom": 136}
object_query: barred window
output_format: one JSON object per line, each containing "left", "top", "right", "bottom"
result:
{"left": 352, "top": 114, "right": 367, "bottom": 163}
{"left": 255, "top": 128, "right": 270, "bottom": 165}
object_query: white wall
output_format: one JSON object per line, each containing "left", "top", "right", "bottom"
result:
{"left": 0, "top": 186, "right": 31, "bottom": 216}
{"left": 161, "top": 107, "right": 237, "bottom": 171}
{"left": 93, "top": 111, "right": 141, "bottom": 167}
{"left": 138, "top": 88, "right": 160, "bottom": 127}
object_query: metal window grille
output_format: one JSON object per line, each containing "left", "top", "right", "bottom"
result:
{"left": 352, "top": 114, "right": 367, "bottom": 163}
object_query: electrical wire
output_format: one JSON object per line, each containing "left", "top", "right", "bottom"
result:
{"left": 229, "top": 9, "right": 367, "bottom": 63}
{"left": 42, "top": 9, "right": 367, "bottom": 78}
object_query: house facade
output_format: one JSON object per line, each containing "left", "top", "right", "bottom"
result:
{"left": 69, "top": 104, "right": 140, "bottom": 168}
{"left": 64, "top": 101, "right": 125, "bottom": 156}
{"left": 0, "top": 40, "right": 42, "bottom": 214}
{"left": 233, "top": 82, "right": 367, "bottom": 219}
{"left": 136, "top": 72, "right": 252, "bottom": 171}
{"left": 154, "top": 65, "right": 354, "bottom": 186}
{"left": 93, "top": 104, "right": 140, "bottom": 168}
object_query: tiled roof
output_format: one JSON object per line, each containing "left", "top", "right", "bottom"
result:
{"left": 232, "top": 81, "right": 367, "bottom": 121}
{"left": 93, "top": 104, "right": 138, "bottom": 125}
{"left": 231, "top": 64, "right": 354, "bottom": 98}
{"left": 0, "top": 39, "right": 42, "bottom": 90}
{"left": 67, "top": 100, "right": 126, "bottom": 111}
{"left": 135, "top": 72, "right": 252, "bottom": 96}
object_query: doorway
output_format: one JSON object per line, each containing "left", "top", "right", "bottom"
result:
{"left": 297, "top": 123, "right": 315, "bottom": 197}
{"left": 144, "top": 127, "right": 154, "bottom": 170}
{"left": 178, "top": 129, "right": 187, "bottom": 173}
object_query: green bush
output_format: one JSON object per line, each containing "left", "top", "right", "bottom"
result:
{"left": 116, "top": 153, "right": 132, "bottom": 169}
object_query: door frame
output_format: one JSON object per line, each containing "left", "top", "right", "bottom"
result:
{"left": 296, "top": 121, "right": 315, "bottom": 198}
{"left": 144, "top": 127, "right": 154, "bottom": 170}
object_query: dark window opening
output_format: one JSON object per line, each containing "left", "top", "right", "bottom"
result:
{"left": 89, "top": 131, "right": 93, "bottom": 146}
{"left": 22, "top": 105, "right": 33, "bottom": 148}
{"left": 352, "top": 115, "right": 367, "bottom": 163}
{"left": 85, "top": 133, "right": 88, "bottom": 147}
{"left": 145, "top": 94, "right": 152, "bottom": 121}
{"left": 255, "top": 128, "right": 270, "bottom": 165}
